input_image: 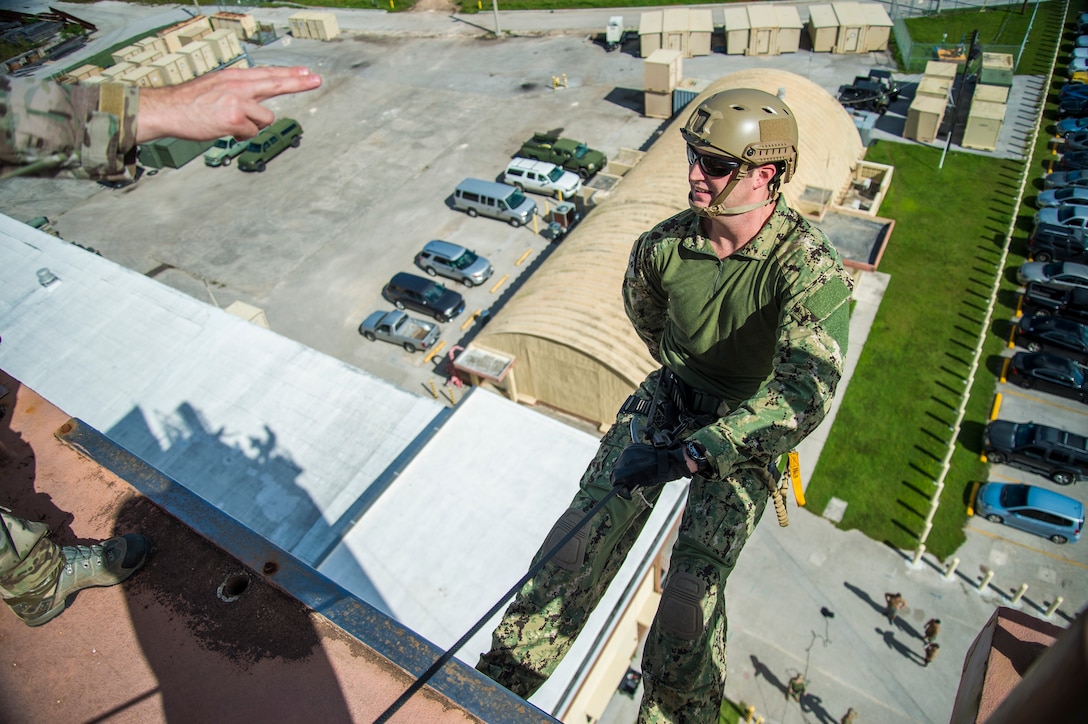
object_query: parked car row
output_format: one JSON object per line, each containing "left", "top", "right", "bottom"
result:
{"left": 985, "top": 33, "right": 1088, "bottom": 545}
{"left": 362, "top": 132, "right": 602, "bottom": 351}
{"left": 357, "top": 240, "right": 495, "bottom": 351}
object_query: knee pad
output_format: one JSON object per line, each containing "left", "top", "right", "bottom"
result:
{"left": 542, "top": 508, "right": 589, "bottom": 572}
{"left": 659, "top": 572, "right": 706, "bottom": 640}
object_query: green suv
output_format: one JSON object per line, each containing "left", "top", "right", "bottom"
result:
{"left": 518, "top": 132, "right": 606, "bottom": 180}
{"left": 238, "top": 118, "right": 303, "bottom": 172}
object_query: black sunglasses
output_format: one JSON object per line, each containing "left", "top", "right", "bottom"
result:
{"left": 686, "top": 145, "right": 741, "bottom": 178}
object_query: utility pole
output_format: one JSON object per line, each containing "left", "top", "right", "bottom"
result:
{"left": 939, "top": 29, "right": 980, "bottom": 170}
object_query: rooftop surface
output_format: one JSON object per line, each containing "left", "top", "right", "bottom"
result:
{"left": 0, "top": 372, "right": 545, "bottom": 723}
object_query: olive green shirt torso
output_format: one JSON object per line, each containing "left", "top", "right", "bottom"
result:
{"left": 622, "top": 198, "right": 853, "bottom": 473}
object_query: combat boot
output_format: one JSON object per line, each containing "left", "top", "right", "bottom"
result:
{"left": 8, "top": 533, "right": 151, "bottom": 627}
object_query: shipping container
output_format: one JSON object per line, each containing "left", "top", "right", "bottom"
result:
{"left": 644, "top": 90, "right": 672, "bottom": 119}
{"left": 138, "top": 137, "right": 213, "bottom": 169}
{"left": 644, "top": 48, "right": 682, "bottom": 94}
{"left": 722, "top": 7, "right": 750, "bottom": 55}
{"left": 807, "top": 4, "right": 838, "bottom": 53}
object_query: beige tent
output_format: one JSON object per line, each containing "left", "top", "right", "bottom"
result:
{"left": 466, "top": 71, "right": 865, "bottom": 427}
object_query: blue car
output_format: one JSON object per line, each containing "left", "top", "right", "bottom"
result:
{"left": 1062, "top": 82, "right": 1088, "bottom": 99}
{"left": 1056, "top": 116, "right": 1088, "bottom": 137}
{"left": 975, "top": 483, "right": 1083, "bottom": 544}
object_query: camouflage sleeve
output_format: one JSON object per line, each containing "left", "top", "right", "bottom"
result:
{"left": 689, "top": 237, "right": 853, "bottom": 475}
{"left": 0, "top": 76, "right": 139, "bottom": 180}
{"left": 622, "top": 231, "right": 669, "bottom": 364}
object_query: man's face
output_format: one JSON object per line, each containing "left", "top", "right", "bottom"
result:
{"left": 686, "top": 145, "right": 741, "bottom": 208}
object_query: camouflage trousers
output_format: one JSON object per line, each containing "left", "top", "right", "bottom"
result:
{"left": 477, "top": 372, "right": 771, "bottom": 723}
{"left": 0, "top": 509, "right": 65, "bottom": 615}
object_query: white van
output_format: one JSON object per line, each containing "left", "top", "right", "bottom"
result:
{"left": 452, "top": 178, "right": 537, "bottom": 227}
{"left": 503, "top": 157, "right": 583, "bottom": 199}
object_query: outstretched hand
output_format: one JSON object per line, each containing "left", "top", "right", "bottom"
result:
{"left": 136, "top": 66, "right": 322, "bottom": 143}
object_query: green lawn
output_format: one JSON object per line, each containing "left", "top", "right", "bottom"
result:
{"left": 804, "top": 0, "right": 1079, "bottom": 560}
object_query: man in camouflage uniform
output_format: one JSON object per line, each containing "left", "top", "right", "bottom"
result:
{"left": 0, "top": 66, "right": 322, "bottom": 624}
{"left": 477, "top": 88, "right": 853, "bottom": 721}
{"left": 1, "top": 66, "right": 321, "bottom": 180}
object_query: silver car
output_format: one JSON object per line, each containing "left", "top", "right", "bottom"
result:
{"left": 1037, "top": 187, "right": 1088, "bottom": 208}
{"left": 1018, "top": 261, "right": 1088, "bottom": 291}
{"left": 414, "top": 240, "right": 494, "bottom": 287}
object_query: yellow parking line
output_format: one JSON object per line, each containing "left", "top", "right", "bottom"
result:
{"left": 423, "top": 340, "right": 446, "bottom": 364}
{"left": 1000, "top": 387, "right": 1088, "bottom": 415}
{"left": 966, "top": 524, "right": 1088, "bottom": 570}
{"left": 966, "top": 481, "right": 981, "bottom": 516}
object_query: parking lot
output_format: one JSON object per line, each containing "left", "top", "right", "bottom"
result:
{"left": 0, "top": 12, "right": 889, "bottom": 398}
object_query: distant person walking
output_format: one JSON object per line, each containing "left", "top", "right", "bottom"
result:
{"left": 924, "top": 618, "right": 941, "bottom": 643}
{"left": 924, "top": 641, "right": 940, "bottom": 667}
{"left": 841, "top": 707, "right": 858, "bottom": 724}
{"left": 884, "top": 592, "right": 906, "bottom": 624}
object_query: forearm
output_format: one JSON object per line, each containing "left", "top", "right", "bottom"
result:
{"left": 0, "top": 78, "right": 137, "bottom": 179}
{"left": 136, "top": 66, "right": 321, "bottom": 143}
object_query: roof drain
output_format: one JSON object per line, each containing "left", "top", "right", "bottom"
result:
{"left": 217, "top": 572, "right": 251, "bottom": 603}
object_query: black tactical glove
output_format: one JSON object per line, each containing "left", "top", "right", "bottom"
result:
{"left": 611, "top": 442, "right": 690, "bottom": 499}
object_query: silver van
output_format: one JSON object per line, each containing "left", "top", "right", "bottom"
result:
{"left": 452, "top": 178, "right": 537, "bottom": 227}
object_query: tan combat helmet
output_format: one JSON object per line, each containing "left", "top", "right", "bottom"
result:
{"left": 680, "top": 88, "right": 799, "bottom": 217}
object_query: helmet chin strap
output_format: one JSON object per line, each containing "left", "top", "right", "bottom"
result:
{"left": 690, "top": 164, "right": 779, "bottom": 218}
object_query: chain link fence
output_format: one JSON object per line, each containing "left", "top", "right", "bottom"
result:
{"left": 886, "top": 0, "right": 1041, "bottom": 72}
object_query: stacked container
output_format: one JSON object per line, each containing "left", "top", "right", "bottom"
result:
{"left": 288, "top": 11, "right": 339, "bottom": 40}
{"left": 643, "top": 48, "right": 682, "bottom": 119}
{"left": 210, "top": 11, "right": 257, "bottom": 40}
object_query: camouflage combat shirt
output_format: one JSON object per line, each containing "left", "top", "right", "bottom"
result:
{"left": 0, "top": 76, "right": 138, "bottom": 180}
{"left": 622, "top": 196, "right": 853, "bottom": 476}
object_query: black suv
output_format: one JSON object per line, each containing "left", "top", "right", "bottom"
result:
{"left": 1028, "top": 223, "right": 1088, "bottom": 264}
{"left": 382, "top": 272, "right": 465, "bottom": 323}
{"left": 1021, "top": 283, "right": 1088, "bottom": 324}
{"left": 983, "top": 420, "right": 1088, "bottom": 486}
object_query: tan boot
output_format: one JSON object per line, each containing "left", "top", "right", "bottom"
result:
{"left": 8, "top": 534, "right": 151, "bottom": 627}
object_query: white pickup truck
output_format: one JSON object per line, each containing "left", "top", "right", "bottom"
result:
{"left": 358, "top": 309, "right": 440, "bottom": 353}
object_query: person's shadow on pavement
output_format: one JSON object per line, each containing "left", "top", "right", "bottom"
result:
{"left": 877, "top": 627, "right": 926, "bottom": 665}
{"left": 750, "top": 655, "right": 788, "bottom": 698}
{"left": 894, "top": 616, "right": 923, "bottom": 640}
{"left": 843, "top": 580, "right": 887, "bottom": 617}
{"left": 800, "top": 693, "right": 838, "bottom": 724}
